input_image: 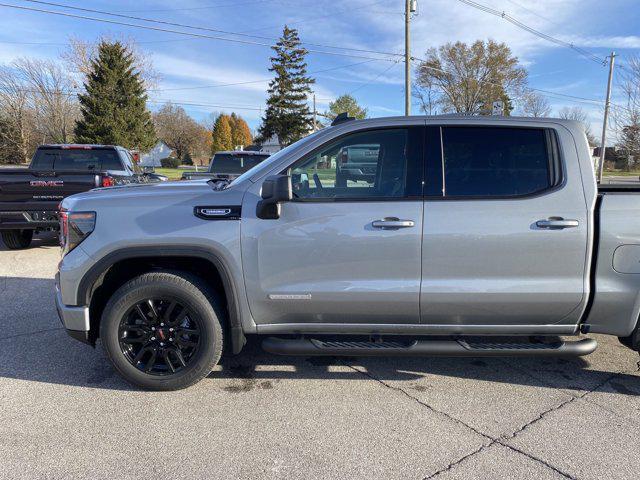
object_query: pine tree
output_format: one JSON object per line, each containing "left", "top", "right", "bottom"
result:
{"left": 230, "top": 113, "right": 253, "bottom": 148}
{"left": 211, "top": 114, "right": 233, "bottom": 153}
{"left": 75, "top": 41, "right": 155, "bottom": 150}
{"left": 258, "top": 26, "right": 315, "bottom": 146}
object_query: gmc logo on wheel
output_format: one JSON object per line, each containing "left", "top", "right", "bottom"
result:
{"left": 30, "top": 180, "right": 64, "bottom": 187}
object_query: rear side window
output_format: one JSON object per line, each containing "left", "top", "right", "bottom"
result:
{"left": 31, "top": 149, "right": 123, "bottom": 171}
{"left": 441, "top": 127, "right": 559, "bottom": 197}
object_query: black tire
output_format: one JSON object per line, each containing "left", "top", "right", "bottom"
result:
{"left": 100, "top": 271, "right": 224, "bottom": 391}
{"left": 1, "top": 229, "right": 33, "bottom": 249}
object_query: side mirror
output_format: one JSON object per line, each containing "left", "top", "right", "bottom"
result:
{"left": 256, "top": 174, "right": 292, "bottom": 219}
{"left": 142, "top": 166, "right": 155, "bottom": 174}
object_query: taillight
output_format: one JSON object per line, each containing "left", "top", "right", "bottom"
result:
{"left": 101, "top": 175, "right": 115, "bottom": 187}
{"left": 60, "top": 211, "right": 96, "bottom": 255}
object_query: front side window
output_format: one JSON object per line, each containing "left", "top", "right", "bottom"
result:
{"left": 442, "top": 127, "right": 556, "bottom": 197}
{"left": 288, "top": 128, "right": 418, "bottom": 200}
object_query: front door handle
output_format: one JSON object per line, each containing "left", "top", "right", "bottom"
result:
{"left": 372, "top": 217, "right": 415, "bottom": 230}
{"left": 536, "top": 217, "right": 579, "bottom": 229}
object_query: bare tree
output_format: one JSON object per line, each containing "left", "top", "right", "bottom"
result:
{"left": 519, "top": 91, "right": 551, "bottom": 117}
{"left": 153, "top": 103, "right": 210, "bottom": 161}
{"left": 613, "top": 55, "right": 640, "bottom": 166}
{"left": 558, "top": 106, "right": 597, "bottom": 146}
{"left": 0, "top": 65, "right": 36, "bottom": 163}
{"left": 14, "top": 58, "right": 79, "bottom": 144}
{"left": 63, "top": 36, "right": 160, "bottom": 90}
{"left": 415, "top": 40, "right": 528, "bottom": 115}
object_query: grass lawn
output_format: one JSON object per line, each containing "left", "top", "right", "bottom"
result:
{"left": 154, "top": 168, "right": 186, "bottom": 180}
{"left": 602, "top": 171, "right": 640, "bottom": 176}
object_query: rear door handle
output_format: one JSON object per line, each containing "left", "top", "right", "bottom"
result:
{"left": 536, "top": 217, "right": 579, "bottom": 229}
{"left": 372, "top": 217, "right": 415, "bottom": 230}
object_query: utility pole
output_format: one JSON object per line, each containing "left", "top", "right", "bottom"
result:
{"left": 598, "top": 51, "right": 616, "bottom": 183}
{"left": 405, "top": 0, "right": 417, "bottom": 116}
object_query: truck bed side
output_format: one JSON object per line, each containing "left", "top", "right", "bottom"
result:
{"left": 587, "top": 189, "right": 640, "bottom": 336}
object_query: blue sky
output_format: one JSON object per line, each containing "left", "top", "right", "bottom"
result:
{"left": 0, "top": 0, "right": 639, "bottom": 138}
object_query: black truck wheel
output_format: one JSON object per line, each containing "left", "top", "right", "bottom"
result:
{"left": 100, "top": 271, "right": 224, "bottom": 391}
{"left": 1, "top": 229, "right": 33, "bottom": 249}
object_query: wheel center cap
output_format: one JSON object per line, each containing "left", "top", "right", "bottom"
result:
{"left": 157, "top": 329, "right": 167, "bottom": 341}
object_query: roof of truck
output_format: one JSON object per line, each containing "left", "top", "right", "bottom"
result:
{"left": 38, "top": 144, "right": 124, "bottom": 150}
{"left": 213, "top": 150, "right": 270, "bottom": 156}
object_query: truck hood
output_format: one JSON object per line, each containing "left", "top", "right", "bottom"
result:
{"left": 61, "top": 179, "right": 247, "bottom": 212}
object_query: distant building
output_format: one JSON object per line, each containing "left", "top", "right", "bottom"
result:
{"left": 259, "top": 135, "right": 282, "bottom": 155}
{"left": 140, "top": 141, "right": 173, "bottom": 167}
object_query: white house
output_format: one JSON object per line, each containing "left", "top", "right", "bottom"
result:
{"left": 139, "top": 141, "right": 173, "bottom": 167}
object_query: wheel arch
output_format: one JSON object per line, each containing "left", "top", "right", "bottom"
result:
{"left": 79, "top": 246, "right": 246, "bottom": 354}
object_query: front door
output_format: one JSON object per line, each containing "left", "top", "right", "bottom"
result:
{"left": 420, "top": 124, "right": 589, "bottom": 327}
{"left": 242, "top": 126, "right": 425, "bottom": 325}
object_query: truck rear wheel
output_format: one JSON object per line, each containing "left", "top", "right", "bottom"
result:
{"left": 1, "top": 229, "right": 33, "bottom": 249}
{"left": 100, "top": 271, "right": 224, "bottom": 391}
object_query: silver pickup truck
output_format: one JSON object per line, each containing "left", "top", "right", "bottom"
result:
{"left": 56, "top": 115, "right": 640, "bottom": 390}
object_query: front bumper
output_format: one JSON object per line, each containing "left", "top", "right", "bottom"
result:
{"left": 55, "top": 274, "right": 92, "bottom": 345}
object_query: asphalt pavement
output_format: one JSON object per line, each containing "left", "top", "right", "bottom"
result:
{"left": 0, "top": 233, "right": 639, "bottom": 479}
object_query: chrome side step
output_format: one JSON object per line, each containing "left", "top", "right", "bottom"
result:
{"left": 261, "top": 337, "right": 597, "bottom": 357}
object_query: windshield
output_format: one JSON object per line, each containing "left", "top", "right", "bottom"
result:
{"left": 227, "top": 131, "right": 326, "bottom": 187}
{"left": 210, "top": 153, "right": 270, "bottom": 173}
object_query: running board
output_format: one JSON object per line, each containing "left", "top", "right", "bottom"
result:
{"left": 262, "top": 337, "right": 597, "bottom": 357}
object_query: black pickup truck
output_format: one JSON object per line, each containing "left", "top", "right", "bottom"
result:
{"left": 0, "top": 144, "right": 157, "bottom": 249}
{"left": 181, "top": 150, "right": 270, "bottom": 181}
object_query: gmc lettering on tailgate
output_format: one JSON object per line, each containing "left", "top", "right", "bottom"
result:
{"left": 30, "top": 180, "right": 64, "bottom": 187}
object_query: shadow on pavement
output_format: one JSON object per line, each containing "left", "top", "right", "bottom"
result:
{"left": 1, "top": 326, "right": 637, "bottom": 396}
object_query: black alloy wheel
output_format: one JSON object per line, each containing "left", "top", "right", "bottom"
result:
{"left": 119, "top": 298, "right": 202, "bottom": 375}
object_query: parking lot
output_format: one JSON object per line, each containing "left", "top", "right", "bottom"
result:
{"left": 0, "top": 235, "right": 639, "bottom": 480}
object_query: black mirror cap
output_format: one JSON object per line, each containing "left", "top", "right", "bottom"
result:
{"left": 260, "top": 174, "right": 292, "bottom": 201}
{"left": 257, "top": 174, "right": 292, "bottom": 219}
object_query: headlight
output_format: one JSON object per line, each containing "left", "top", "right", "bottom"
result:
{"left": 59, "top": 210, "right": 96, "bottom": 255}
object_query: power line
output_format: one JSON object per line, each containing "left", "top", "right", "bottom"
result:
{"left": 119, "top": 0, "right": 285, "bottom": 14}
{"left": 21, "top": 0, "right": 403, "bottom": 59}
{"left": 349, "top": 60, "right": 402, "bottom": 95}
{"left": 148, "top": 59, "right": 379, "bottom": 92}
{"left": 455, "top": 0, "right": 607, "bottom": 66}
{"left": 240, "top": 0, "right": 391, "bottom": 34}
{"left": 0, "top": 2, "right": 399, "bottom": 62}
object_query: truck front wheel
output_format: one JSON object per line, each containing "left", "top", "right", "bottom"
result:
{"left": 100, "top": 271, "right": 224, "bottom": 391}
{"left": 1, "top": 229, "right": 33, "bottom": 249}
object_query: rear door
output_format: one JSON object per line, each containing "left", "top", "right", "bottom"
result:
{"left": 420, "top": 124, "right": 589, "bottom": 327}
{"left": 242, "top": 126, "right": 425, "bottom": 326}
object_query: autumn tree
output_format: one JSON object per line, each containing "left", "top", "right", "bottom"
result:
{"left": 75, "top": 41, "right": 155, "bottom": 150}
{"left": 229, "top": 112, "right": 252, "bottom": 148}
{"left": 324, "top": 94, "right": 368, "bottom": 125}
{"left": 258, "top": 26, "right": 315, "bottom": 145}
{"left": 415, "top": 40, "right": 527, "bottom": 115}
{"left": 211, "top": 114, "right": 233, "bottom": 153}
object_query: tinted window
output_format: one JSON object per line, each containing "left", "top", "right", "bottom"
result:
{"left": 211, "top": 154, "right": 270, "bottom": 173}
{"left": 442, "top": 127, "right": 554, "bottom": 197}
{"left": 31, "top": 149, "right": 123, "bottom": 171}
{"left": 288, "top": 128, "right": 417, "bottom": 200}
